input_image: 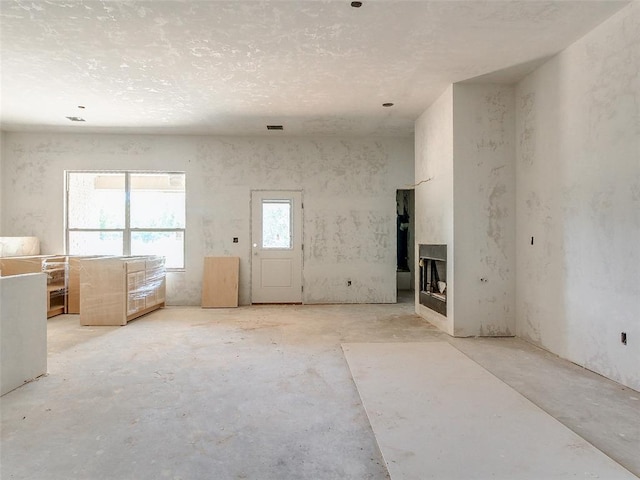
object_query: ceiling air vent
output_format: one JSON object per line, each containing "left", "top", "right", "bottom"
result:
{"left": 266, "top": 125, "right": 283, "bottom": 130}
{"left": 66, "top": 116, "right": 86, "bottom": 122}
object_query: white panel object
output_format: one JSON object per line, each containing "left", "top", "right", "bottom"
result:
{"left": 343, "top": 342, "right": 637, "bottom": 480}
{"left": 0, "top": 273, "right": 47, "bottom": 396}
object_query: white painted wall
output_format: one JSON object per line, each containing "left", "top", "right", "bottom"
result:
{"left": 453, "top": 84, "right": 516, "bottom": 336}
{"left": 414, "top": 86, "right": 455, "bottom": 335}
{"left": 1, "top": 272, "right": 48, "bottom": 396}
{"left": 0, "top": 133, "right": 413, "bottom": 306}
{"left": 515, "top": 2, "right": 640, "bottom": 391}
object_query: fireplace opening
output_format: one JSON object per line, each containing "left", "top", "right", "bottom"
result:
{"left": 419, "top": 244, "right": 447, "bottom": 316}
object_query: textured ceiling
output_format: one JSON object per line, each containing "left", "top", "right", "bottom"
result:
{"left": 0, "top": 0, "right": 630, "bottom": 136}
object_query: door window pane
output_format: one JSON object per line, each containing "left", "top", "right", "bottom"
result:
{"left": 130, "top": 173, "right": 186, "bottom": 228}
{"left": 131, "top": 231, "right": 184, "bottom": 269}
{"left": 262, "top": 201, "right": 291, "bottom": 249}
{"left": 68, "top": 231, "right": 123, "bottom": 256}
{"left": 68, "top": 173, "right": 125, "bottom": 228}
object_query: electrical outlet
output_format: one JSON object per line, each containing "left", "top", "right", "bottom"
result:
{"left": 621, "top": 332, "right": 627, "bottom": 345}
{"left": 233, "top": 237, "right": 238, "bottom": 243}
{"left": 347, "top": 280, "right": 352, "bottom": 286}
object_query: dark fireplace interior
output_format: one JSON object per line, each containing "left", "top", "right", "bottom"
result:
{"left": 419, "top": 244, "right": 447, "bottom": 316}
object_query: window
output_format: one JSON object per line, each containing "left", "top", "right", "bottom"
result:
{"left": 66, "top": 171, "right": 186, "bottom": 269}
{"left": 262, "top": 200, "right": 292, "bottom": 249}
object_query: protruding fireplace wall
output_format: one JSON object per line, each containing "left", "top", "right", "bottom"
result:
{"left": 452, "top": 84, "right": 516, "bottom": 336}
{"left": 414, "top": 86, "right": 455, "bottom": 335}
{"left": 414, "top": 83, "right": 516, "bottom": 337}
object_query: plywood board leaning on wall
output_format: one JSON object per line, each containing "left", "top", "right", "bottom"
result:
{"left": 202, "top": 257, "right": 240, "bottom": 308}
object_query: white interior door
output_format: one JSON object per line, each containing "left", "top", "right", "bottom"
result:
{"left": 251, "top": 191, "right": 303, "bottom": 303}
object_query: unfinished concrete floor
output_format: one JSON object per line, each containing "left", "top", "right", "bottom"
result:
{"left": 1, "top": 296, "right": 638, "bottom": 479}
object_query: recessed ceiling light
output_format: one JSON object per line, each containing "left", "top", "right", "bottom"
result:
{"left": 267, "top": 125, "right": 283, "bottom": 130}
{"left": 351, "top": 1, "right": 363, "bottom": 7}
{"left": 66, "top": 116, "right": 86, "bottom": 122}
{"left": 382, "top": 102, "right": 394, "bottom": 107}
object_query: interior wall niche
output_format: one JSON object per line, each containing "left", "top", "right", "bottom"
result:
{"left": 419, "top": 244, "right": 447, "bottom": 316}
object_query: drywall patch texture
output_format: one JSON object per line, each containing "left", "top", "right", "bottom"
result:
{"left": 452, "top": 84, "right": 515, "bottom": 337}
{"left": 414, "top": 86, "right": 455, "bottom": 335}
{"left": 193, "top": 137, "right": 408, "bottom": 304}
{"left": 515, "top": 2, "right": 640, "bottom": 391}
{"left": 0, "top": 133, "right": 413, "bottom": 306}
{"left": 0, "top": 1, "right": 628, "bottom": 137}
{"left": 414, "top": 84, "right": 516, "bottom": 337}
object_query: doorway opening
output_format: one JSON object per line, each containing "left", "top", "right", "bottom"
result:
{"left": 396, "top": 189, "right": 415, "bottom": 303}
{"left": 251, "top": 190, "right": 303, "bottom": 304}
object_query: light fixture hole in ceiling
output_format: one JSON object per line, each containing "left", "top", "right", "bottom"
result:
{"left": 267, "top": 125, "right": 283, "bottom": 130}
{"left": 351, "top": 1, "right": 363, "bottom": 7}
{"left": 66, "top": 116, "right": 86, "bottom": 122}
{"left": 382, "top": 103, "right": 394, "bottom": 107}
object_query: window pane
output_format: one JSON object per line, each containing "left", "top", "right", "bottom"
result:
{"left": 130, "top": 173, "right": 186, "bottom": 228}
{"left": 131, "top": 231, "right": 184, "bottom": 269}
{"left": 68, "top": 173, "right": 125, "bottom": 228}
{"left": 68, "top": 231, "right": 123, "bottom": 256}
{"left": 262, "top": 201, "right": 291, "bottom": 249}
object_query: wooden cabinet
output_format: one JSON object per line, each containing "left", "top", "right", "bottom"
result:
{"left": 202, "top": 256, "right": 239, "bottom": 308}
{"left": 125, "top": 259, "right": 145, "bottom": 316}
{"left": 80, "top": 256, "right": 166, "bottom": 326}
{"left": 0, "top": 255, "right": 68, "bottom": 318}
{"left": 45, "top": 262, "right": 67, "bottom": 318}
{"left": 142, "top": 256, "right": 165, "bottom": 308}
{"left": 67, "top": 256, "right": 108, "bottom": 314}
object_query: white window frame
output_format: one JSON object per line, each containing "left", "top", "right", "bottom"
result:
{"left": 65, "top": 170, "right": 186, "bottom": 270}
